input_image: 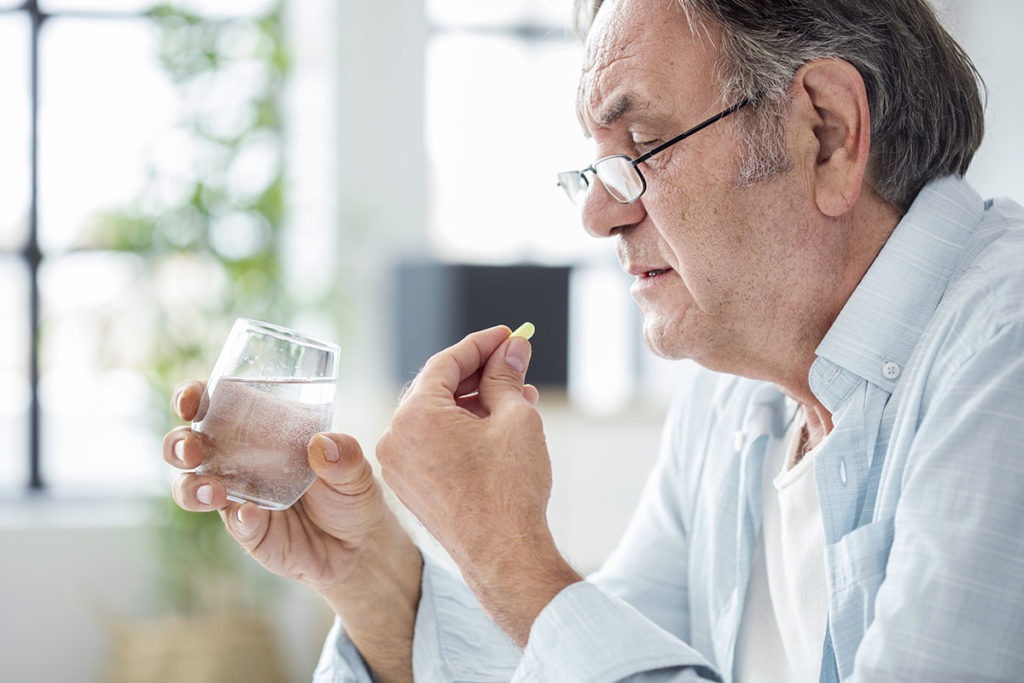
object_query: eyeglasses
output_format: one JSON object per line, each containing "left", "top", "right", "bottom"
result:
{"left": 556, "top": 98, "right": 750, "bottom": 206}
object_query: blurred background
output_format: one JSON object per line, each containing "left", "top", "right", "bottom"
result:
{"left": 0, "top": 0, "right": 1020, "bottom": 680}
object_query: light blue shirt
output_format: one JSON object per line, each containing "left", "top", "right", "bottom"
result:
{"left": 314, "top": 176, "right": 1024, "bottom": 682}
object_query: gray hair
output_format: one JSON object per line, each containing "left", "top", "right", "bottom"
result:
{"left": 575, "top": 0, "right": 985, "bottom": 211}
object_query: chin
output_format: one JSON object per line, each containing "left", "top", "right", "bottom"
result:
{"left": 642, "top": 315, "right": 737, "bottom": 374}
{"left": 641, "top": 318, "right": 692, "bottom": 361}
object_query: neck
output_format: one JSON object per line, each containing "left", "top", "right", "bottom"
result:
{"left": 774, "top": 188, "right": 902, "bottom": 444}
{"left": 799, "top": 400, "right": 832, "bottom": 452}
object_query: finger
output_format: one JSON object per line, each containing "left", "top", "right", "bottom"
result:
{"left": 455, "top": 392, "right": 486, "bottom": 418}
{"left": 455, "top": 370, "right": 539, "bottom": 405}
{"left": 399, "top": 368, "right": 483, "bottom": 407}
{"left": 308, "top": 432, "right": 377, "bottom": 497}
{"left": 221, "top": 501, "right": 271, "bottom": 544}
{"left": 454, "top": 384, "right": 536, "bottom": 415}
{"left": 305, "top": 433, "right": 386, "bottom": 539}
{"left": 171, "top": 380, "right": 206, "bottom": 421}
{"left": 162, "top": 426, "right": 204, "bottom": 469}
{"left": 454, "top": 369, "right": 485, "bottom": 399}
{"left": 409, "top": 326, "right": 511, "bottom": 402}
{"left": 171, "top": 472, "right": 228, "bottom": 511}
{"left": 477, "top": 334, "right": 533, "bottom": 414}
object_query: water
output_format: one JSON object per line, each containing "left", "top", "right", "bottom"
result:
{"left": 192, "top": 376, "right": 335, "bottom": 510}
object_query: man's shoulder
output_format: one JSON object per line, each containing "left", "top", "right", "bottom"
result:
{"left": 944, "top": 194, "right": 1024, "bottom": 331}
{"left": 908, "top": 195, "right": 1024, "bottom": 390}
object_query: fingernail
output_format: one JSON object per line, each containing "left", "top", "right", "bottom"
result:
{"left": 174, "top": 383, "right": 192, "bottom": 416}
{"left": 174, "top": 439, "right": 186, "bottom": 463}
{"left": 506, "top": 336, "right": 529, "bottom": 375}
{"left": 235, "top": 505, "right": 252, "bottom": 530}
{"left": 196, "top": 484, "right": 213, "bottom": 505}
{"left": 315, "top": 434, "right": 340, "bottom": 463}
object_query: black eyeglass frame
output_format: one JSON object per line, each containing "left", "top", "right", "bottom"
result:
{"left": 558, "top": 97, "right": 751, "bottom": 205}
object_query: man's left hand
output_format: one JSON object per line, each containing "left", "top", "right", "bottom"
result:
{"left": 377, "top": 325, "right": 581, "bottom": 645}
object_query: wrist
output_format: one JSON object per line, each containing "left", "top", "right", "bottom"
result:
{"left": 320, "top": 511, "right": 423, "bottom": 614}
{"left": 319, "top": 511, "right": 423, "bottom": 683}
{"left": 460, "top": 530, "right": 581, "bottom": 647}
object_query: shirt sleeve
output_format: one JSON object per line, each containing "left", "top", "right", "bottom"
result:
{"left": 411, "top": 553, "right": 523, "bottom": 681}
{"left": 515, "top": 581, "right": 721, "bottom": 682}
{"left": 311, "top": 551, "right": 522, "bottom": 682}
{"left": 311, "top": 617, "right": 375, "bottom": 683}
{"left": 588, "top": 383, "right": 696, "bottom": 640}
{"left": 509, "top": 369, "right": 727, "bottom": 682}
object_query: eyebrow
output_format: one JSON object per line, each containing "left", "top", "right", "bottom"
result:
{"left": 576, "top": 88, "right": 636, "bottom": 133}
{"left": 597, "top": 93, "right": 635, "bottom": 127}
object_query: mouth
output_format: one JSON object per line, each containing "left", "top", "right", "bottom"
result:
{"left": 641, "top": 268, "right": 670, "bottom": 279}
{"left": 628, "top": 267, "right": 674, "bottom": 296}
{"left": 629, "top": 266, "right": 673, "bottom": 282}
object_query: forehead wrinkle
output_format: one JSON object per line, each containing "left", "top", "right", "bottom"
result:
{"left": 576, "top": 51, "right": 644, "bottom": 135}
{"left": 574, "top": 0, "right": 724, "bottom": 137}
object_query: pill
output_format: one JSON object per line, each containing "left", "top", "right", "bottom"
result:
{"left": 510, "top": 322, "right": 536, "bottom": 340}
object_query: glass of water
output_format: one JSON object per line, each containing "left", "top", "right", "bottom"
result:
{"left": 192, "top": 318, "right": 340, "bottom": 510}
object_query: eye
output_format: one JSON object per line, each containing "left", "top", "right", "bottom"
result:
{"left": 631, "top": 136, "right": 660, "bottom": 155}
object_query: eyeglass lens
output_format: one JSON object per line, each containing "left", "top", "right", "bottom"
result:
{"left": 557, "top": 171, "right": 589, "bottom": 205}
{"left": 594, "top": 156, "right": 644, "bottom": 203}
{"left": 557, "top": 156, "right": 645, "bottom": 206}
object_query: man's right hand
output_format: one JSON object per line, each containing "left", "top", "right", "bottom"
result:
{"left": 161, "top": 380, "right": 422, "bottom": 682}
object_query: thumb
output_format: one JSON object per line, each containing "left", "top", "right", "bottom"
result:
{"left": 478, "top": 333, "right": 533, "bottom": 413}
{"left": 308, "top": 432, "right": 377, "bottom": 497}
{"left": 299, "top": 433, "right": 387, "bottom": 545}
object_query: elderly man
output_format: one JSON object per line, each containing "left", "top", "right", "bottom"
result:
{"left": 164, "top": 0, "right": 1024, "bottom": 680}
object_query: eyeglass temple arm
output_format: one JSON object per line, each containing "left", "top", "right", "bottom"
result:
{"left": 632, "top": 98, "right": 751, "bottom": 166}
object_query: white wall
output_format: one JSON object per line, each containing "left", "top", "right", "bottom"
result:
{"left": 937, "top": 0, "right": 1024, "bottom": 197}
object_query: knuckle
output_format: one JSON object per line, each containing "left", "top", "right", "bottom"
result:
{"left": 397, "top": 377, "right": 418, "bottom": 405}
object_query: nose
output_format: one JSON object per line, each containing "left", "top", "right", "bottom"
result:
{"left": 580, "top": 181, "right": 648, "bottom": 238}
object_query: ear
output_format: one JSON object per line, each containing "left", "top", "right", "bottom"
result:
{"left": 789, "top": 59, "right": 871, "bottom": 218}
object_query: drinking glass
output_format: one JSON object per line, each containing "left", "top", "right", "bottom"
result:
{"left": 192, "top": 318, "right": 340, "bottom": 510}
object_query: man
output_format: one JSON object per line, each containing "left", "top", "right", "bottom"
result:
{"left": 164, "top": 0, "right": 1024, "bottom": 680}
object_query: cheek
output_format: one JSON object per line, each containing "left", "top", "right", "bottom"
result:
{"left": 646, "top": 151, "right": 771, "bottom": 294}
{"left": 654, "top": 197, "right": 728, "bottom": 284}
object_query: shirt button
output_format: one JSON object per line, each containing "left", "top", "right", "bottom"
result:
{"left": 882, "top": 361, "right": 901, "bottom": 380}
{"left": 839, "top": 458, "right": 848, "bottom": 485}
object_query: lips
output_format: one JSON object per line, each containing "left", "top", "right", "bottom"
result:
{"left": 627, "top": 265, "right": 672, "bottom": 279}
{"left": 627, "top": 266, "right": 674, "bottom": 299}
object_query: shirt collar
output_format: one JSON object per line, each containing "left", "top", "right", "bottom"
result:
{"left": 809, "top": 176, "right": 983, "bottom": 411}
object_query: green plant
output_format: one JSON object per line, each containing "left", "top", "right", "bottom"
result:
{"left": 85, "top": 1, "right": 291, "bottom": 616}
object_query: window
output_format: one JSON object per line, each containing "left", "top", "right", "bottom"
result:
{"left": 1, "top": 0, "right": 280, "bottom": 496}
{"left": 0, "top": 11, "right": 30, "bottom": 493}
{"left": 425, "top": 0, "right": 605, "bottom": 263}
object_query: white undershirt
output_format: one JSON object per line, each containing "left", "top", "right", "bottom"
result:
{"left": 735, "top": 416, "right": 829, "bottom": 683}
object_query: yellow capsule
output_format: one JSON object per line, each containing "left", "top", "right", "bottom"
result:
{"left": 510, "top": 322, "right": 535, "bottom": 341}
